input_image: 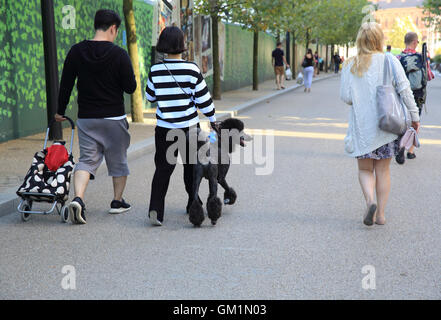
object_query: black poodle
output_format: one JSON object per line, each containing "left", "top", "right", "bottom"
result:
{"left": 188, "top": 118, "right": 252, "bottom": 227}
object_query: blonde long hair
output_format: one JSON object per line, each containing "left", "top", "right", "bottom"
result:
{"left": 349, "top": 22, "right": 384, "bottom": 77}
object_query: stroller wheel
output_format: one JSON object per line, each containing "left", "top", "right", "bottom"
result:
{"left": 61, "top": 205, "right": 70, "bottom": 223}
{"left": 21, "top": 204, "right": 32, "bottom": 222}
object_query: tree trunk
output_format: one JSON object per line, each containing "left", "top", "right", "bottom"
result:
{"left": 305, "top": 28, "right": 310, "bottom": 51}
{"left": 253, "top": 30, "right": 259, "bottom": 91}
{"left": 123, "top": 0, "right": 143, "bottom": 122}
{"left": 292, "top": 35, "right": 296, "bottom": 77}
{"left": 211, "top": 14, "right": 221, "bottom": 100}
{"left": 346, "top": 43, "right": 349, "bottom": 58}
{"left": 325, "top": 44, "right": 329, "bottom": 73}
{"left": 330, "top": 44, "right": 335, "bottom": 71}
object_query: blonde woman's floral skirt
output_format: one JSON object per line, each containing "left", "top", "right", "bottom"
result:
{"left": 356, "top": 139, "right": 400, "bottom": 160}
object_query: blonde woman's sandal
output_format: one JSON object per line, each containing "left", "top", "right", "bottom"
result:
{"left": 363, "top": 203, "right": 377, "bottom": 226}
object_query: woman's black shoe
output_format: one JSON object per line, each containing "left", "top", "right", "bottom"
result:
{"left": 395, "top": 148, "right": 406, "bottom": 165}
{"left": 407, "top": 152, "right": 416, "bottom": 159}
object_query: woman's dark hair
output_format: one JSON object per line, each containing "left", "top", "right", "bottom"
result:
{"left": 94, "top": 9, "right": 122, "bottom": 31}
{"left": 156, "top": 26, "right": 186, "bottom": 54}
{"left": 307, "top": 48, "right": 313, "bottom": 55}
{"left": 276, "top": 42, "right": 282, "bottom": 47}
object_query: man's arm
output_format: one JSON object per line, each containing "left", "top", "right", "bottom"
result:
{"left": 120, "top": 50, "right": 137, "bottom": 94}
{"left": 56, "top": 48, "right": 77, "bottom": 120}
{"left": 282, "top": 56, "right": 289, "bottom": 67}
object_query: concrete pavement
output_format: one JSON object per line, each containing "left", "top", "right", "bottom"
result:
{"left": 0, "top": 76, "right": 439, "bottom": 299}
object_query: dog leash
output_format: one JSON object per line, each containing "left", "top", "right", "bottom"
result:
{"left": 162, "top": 61, "right": 193, "bottom": 102}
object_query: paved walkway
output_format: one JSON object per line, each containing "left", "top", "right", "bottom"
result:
{"left": 1, "top": 76, "right": 439, "bottom": 299}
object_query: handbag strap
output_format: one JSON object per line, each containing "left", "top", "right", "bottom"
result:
{"left": 383, "top": 53, "right": 392, "bottom": 86}
{"left": 162, "top": 61, "right": 193, "bottom": 102}
{"left": 385, "top": 53, "right": 410, "bottom": 124}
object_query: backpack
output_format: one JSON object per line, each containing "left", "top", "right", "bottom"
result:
{"left": 399, "top": 52, "right": 427, "bottom": 91}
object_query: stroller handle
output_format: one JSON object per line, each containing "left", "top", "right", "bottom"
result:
{"left": 48, "top": 116, "right": 75, "bottom": 130}
{"left": 44, "top": 116, "right": 75, "bottom": 154}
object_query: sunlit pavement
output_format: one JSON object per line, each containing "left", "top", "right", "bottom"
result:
{"left": 1, "top": 77, "right": 440, "bottom": 299}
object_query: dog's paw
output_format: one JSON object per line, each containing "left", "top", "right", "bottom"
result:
{"left": 189, "top": 199, "right": 204, "bottom": 227}
{"left": 224, "top": 187, "right": 237, "bottom": 205}
{"left": 207, "top": 196, "right": 222, "bottom": 225}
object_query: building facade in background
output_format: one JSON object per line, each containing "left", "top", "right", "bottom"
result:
{"left": 372, "top": 0, "right": 441, "bottom": 55}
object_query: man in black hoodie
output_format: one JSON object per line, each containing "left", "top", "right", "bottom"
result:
{"left": 55, "top": 9, "right": 137, "bottom": 224}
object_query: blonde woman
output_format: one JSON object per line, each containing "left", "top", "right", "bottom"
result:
{"left": 340, "top": 22, "right": 420, "bottom": 226}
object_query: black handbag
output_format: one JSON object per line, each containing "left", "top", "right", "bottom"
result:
{"left": 302, "top": 59, "right": 308, "bottom": 68}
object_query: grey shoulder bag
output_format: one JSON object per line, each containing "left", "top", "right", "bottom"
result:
{"left": 376, "top": 53, "right": 411, "bottom": 136}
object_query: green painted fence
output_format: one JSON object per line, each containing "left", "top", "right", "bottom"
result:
{"left": 205, "top": 23, "right": 277, "bottom": 93}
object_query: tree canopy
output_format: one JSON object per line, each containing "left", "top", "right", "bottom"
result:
{"left": 423, "top": 0, "right": 441, "bottom": 33}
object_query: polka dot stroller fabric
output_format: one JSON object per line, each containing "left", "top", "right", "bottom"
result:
{"left": 16, "top": 150, "right": 75, "bottom": 202}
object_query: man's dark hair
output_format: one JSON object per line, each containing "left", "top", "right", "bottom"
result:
{"left": 387, "top": 45, "right": 391, "bottom": 50}
{"left": 276, "top": 42, "right": 282, "bottom": 47}
{"left": 156, "top": 26, "right": 186, "bottom": 54}
{"left": 94, "top": 9, "right": 122, "bottom": 31}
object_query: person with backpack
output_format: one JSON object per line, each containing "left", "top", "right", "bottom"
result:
{"left": 55, "top": 9, "right": 137, "bottom": 224}
{"left": 145, "top": 26, "right": 217, "bottom": 226}
{"left": 395, "top": 32, "right": 431, "bottom": 163}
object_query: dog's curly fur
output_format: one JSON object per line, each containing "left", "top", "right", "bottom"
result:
{"left": 189, "top": 200, "right": 205, "bottom": 227}
{"left": 188, "top": 118, "right": 251, "bottom": 227}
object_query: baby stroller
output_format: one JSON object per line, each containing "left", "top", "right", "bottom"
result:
{"left": 16, "top": 117, "right": 76, "bottom": 222}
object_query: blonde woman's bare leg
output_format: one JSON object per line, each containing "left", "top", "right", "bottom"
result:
{"left": 357, "top": 159, "right": 375, "bottom": 206}
{"left": 373, "top": 158, "right": 391, "bottom": 224}
{"left": 358, "top": 159, "right": 377, "bottom": 225}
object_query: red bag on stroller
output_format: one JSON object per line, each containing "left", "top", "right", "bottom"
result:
{"left": 45, "top": 142, "right": 69, "bottom": 172}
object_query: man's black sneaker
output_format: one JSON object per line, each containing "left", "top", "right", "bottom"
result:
{"left": 407, "top": 152, "right": 416, "bottom": 159}
{"left": 109, "top": 199, "right": 131, "bottom": 214}
{"left": 69, "top": 197, "right": 86, "bottom": 224}
{"left": 395, "top": 148, "right": 406, "bottom": 165}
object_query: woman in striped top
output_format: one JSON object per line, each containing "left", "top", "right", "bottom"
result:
{"left": 145, "top": 26, "right": 217, "bottom": 226}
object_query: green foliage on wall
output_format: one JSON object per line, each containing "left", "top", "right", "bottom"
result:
{"left": 0, "top": 0, "right": 46, "bottom": 142}
{"left": 133, "top": 0, "right": 153, "bottom": 105}
{"left": 0, "top": 0, "right": 153, "bottom": 143}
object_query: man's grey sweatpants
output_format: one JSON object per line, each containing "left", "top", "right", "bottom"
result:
{"left": 76, "top": 118, "right": 130, "bottom": 179}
